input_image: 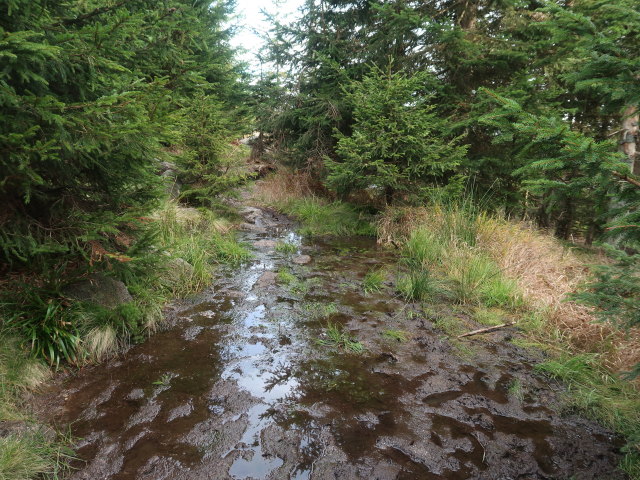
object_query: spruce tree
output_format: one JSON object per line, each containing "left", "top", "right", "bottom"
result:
{"left": 0, "top": 0, "right": 244, "bottom": 363}
{"left": 326, "top": 66, "right": 466, "bottom": 203}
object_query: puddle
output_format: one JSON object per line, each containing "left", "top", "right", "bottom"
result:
{"left": 36, "top": 205, "right": 624, "bottom": 480}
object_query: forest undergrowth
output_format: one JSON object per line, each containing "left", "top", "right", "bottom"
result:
{"left": 0, "top": 196, "right": 249, "bottom": 479}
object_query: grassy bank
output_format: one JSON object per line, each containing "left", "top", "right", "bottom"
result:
{"left": 0, "top": 340, "right": 73, "bottom": 479}
{"left": 0, "top": 200, "right": 249, "bottom": 479}
{"left": 380, "top": 203, "right": 640, "bottom": 477}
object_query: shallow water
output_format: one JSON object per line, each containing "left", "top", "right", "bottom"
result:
{"left": 38, "top": 207, "right": 624, "bottom": 479}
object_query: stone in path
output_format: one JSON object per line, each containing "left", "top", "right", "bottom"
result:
{"left": 292, "top": 255, "right": 312, "bottom": 265}
{"left": 253, "top": 239, "right": 278, "bottom": 248}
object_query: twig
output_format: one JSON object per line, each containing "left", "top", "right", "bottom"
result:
{"left": 612, "top": 171, "right": 640, "bottom": 189}
{"left": 457, "top": 321, "right": 516, "bottom": 338}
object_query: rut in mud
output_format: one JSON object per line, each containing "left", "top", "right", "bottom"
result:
{"left": 38, "top": 206, "right": 624, "bottom": 480}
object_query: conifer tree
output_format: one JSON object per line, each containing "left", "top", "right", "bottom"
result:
{"left": 327, "top": 67, "right": 466, "bottom": 202}
{"left": 0, "top": 0, "right": 244, "bottom": 363}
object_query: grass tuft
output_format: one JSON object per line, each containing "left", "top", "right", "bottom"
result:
{"left": 535, "top": 354, "right": 640, "bottom": 468}
{"left": 474, "top": 307, "right": 507, "bottom": 327}
{"left": 0, "top": 432, "right": 73, "bottom": 480}
{"left": 396, "top": 269, "right": 446, "bottom": 302}
{"left": 275, "top": 241, "right": 298, "bottom": 254}
{"left": 381, "top": 329, "right": 409, "bottom": 342}
{"left": 257, "top": 185, "right": 375, "bottom": 236}
{"left": 317, "top": 322, "right": 365, "bottom": 353}
{"left": 303, "top": 302, "right": 339, "bottom": 320}
{"left": 507, "top": 379, "right": 525, "bottom": 401}
{"left": 82, "top": 325, "right": 118, "bottom": 363}
{"left": 155, "top": 202, "right": 250, "bottom": 296}
{"left": 433, "top": 316, "right": 466, "bottom": 337}
{"left": 363, "top": 268, "right": 385, "bottom": 295}
{"left": 276, "top": 267, "right": 297, "bottom": 285}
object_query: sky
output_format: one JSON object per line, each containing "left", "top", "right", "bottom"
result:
{"left": 230, "top": 0, "right": 305, "bottom": 73}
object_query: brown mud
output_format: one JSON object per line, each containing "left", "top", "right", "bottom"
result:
{"left": 35, "top": 206, "right": 624, "bottom": 479}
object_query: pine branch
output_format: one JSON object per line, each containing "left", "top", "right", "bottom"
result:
{"left": 53, "top": 1, "right": 133, "bottom": 27}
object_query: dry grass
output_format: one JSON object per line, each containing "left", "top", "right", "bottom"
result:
{"left": 251, "top": 168, "right": 318, "bottom": 206}
{"left": 377, "top": 206, "right": 432, "bottom": 245}
{"left": 378, "top": 205, "right": 640, "bottom": 373}
{"left": 83, "top": 325, "right": 118, "bottom": 363}
{"left": 476, "top": 217, "right": 640, "bottom": 373}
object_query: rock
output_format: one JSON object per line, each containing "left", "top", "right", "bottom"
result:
{"left": 126, "top": 389, "right": 145, "bottom": 401}
{"left": 222, "top": 289, "right": 243, "bottom": 299}
{"left": 157, "top": 160, "right": 178, "bottom": 175}
{"left": 175, "top": 207, "right": 201, "bottom": 228}
{"left": 63, "top": 274, "right": 133, "bottom": 309}
{"left": 239, "top": 223, "right": 267, "bottom": 233}
{"left": 239, "top": 133, "right": 259, "bottom": 145}
{"left": 249, "top": 163, "right": 276, "bottom": 178}
{"left": 253, "top": 239, "right": 278, "bottom": 248}
{"left": 163, "top": 258, "right": 195, "bottom": 286}
{"left": 240, "top": 206, "right": 262, "bottom": 224}
{"left": 162, "top": 175, "right": 181, "bottom": 199}
{"left": 292, "top": 255, "right": 312, "bottom": 265}
{"left": 255, "top": 271, "right": 277, "bottom": 288}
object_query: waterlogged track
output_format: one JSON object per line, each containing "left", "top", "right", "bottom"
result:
{"left": 38, "top": 207, "right": 623, "bottom": 479}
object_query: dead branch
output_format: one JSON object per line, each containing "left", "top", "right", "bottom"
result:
{"left": 457, "top": 321, "right": 516, "bottom": 338}
{"left": 613, "top": 171, "right": 640, "bottom": 189}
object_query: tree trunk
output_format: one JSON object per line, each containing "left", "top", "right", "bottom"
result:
{"left": 457, "top": 0, "right": 478, "bottom": 30}
{"left": 384, "top": 185, "right": 395, "bottom": 205}
{"left": 554, "top": 196, "right": 574, "bottom": 240}
{"left": 619, "top": 105, "right": 639, "bottom": 174}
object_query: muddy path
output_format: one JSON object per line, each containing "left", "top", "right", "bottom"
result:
{"left": 36, "top": 206, "right": 624, "bottom": 479}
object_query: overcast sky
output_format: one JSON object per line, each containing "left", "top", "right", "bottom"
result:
{"left": 230, "top": 0, "right": 304, "bottom": 73}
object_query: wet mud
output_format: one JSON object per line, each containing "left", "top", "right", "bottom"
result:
{"left": 36, "top": 206, "right": 624, "bottom": 479}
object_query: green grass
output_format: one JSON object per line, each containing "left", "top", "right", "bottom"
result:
{"left": 474, "top": 307, "right": 507, "bottom": 327}
{"left": 535, "top": 354, "right": 640, "bottom": 477}
{"left": 507, "top": 379, "right": 525, "bottom": 401}
{"left": 276, "top": 268, "right": 321, "bottom": 296}
{"left": 402, "top": 228, "right": 446, "bottom": 269}
{"left": 449, "top": 339, "right": 477, "bottom": 359}
{"left": 381, "top": 329, "right": 409, "bottom": 342}
{"left": 396, "top": 269, "right": 447, "bottom": 302}
{"left": 275, "top": 241, "right": 298, "bottom": 254}
{"left": 433, "top": 316, "right": 466, "bottom": 337}
{"left": 157, "top": 203, "right": 251, "bottom": 296}
{"left": 317, "top": 322, "right": 365, "bottom": 353}
{"left": 276, "top": 267, "right": 297, "bottom": 285}
{"left": 0, "top": 338, "right": 74, "bottom": 479}
{"left": 302, "top": 301, "right": 338, "bottom": 319}
{"left": 363, "top": 268, "right": 385, "bottom": 295}
{"left": 279, "top": 197, "right": 375, "bottom": 236}
{"left": 152, "top": 373, "right": 173, "bottom": 387}
{"left": 397, "top": 205, "right": 520, "bottom": 309}
{"left": 0, "top": 432, "right": 73, "bottom": 480}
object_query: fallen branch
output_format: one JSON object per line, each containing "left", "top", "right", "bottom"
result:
{"left": 457, "top": 321, "right": 516, "bottom": 338}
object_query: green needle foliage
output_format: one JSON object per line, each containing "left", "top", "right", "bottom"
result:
{"left": 1, "top": 0, "right": 247, "bottom": 364}
{"left": 327, "top": 66, "right": 467, "bottom": 203}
